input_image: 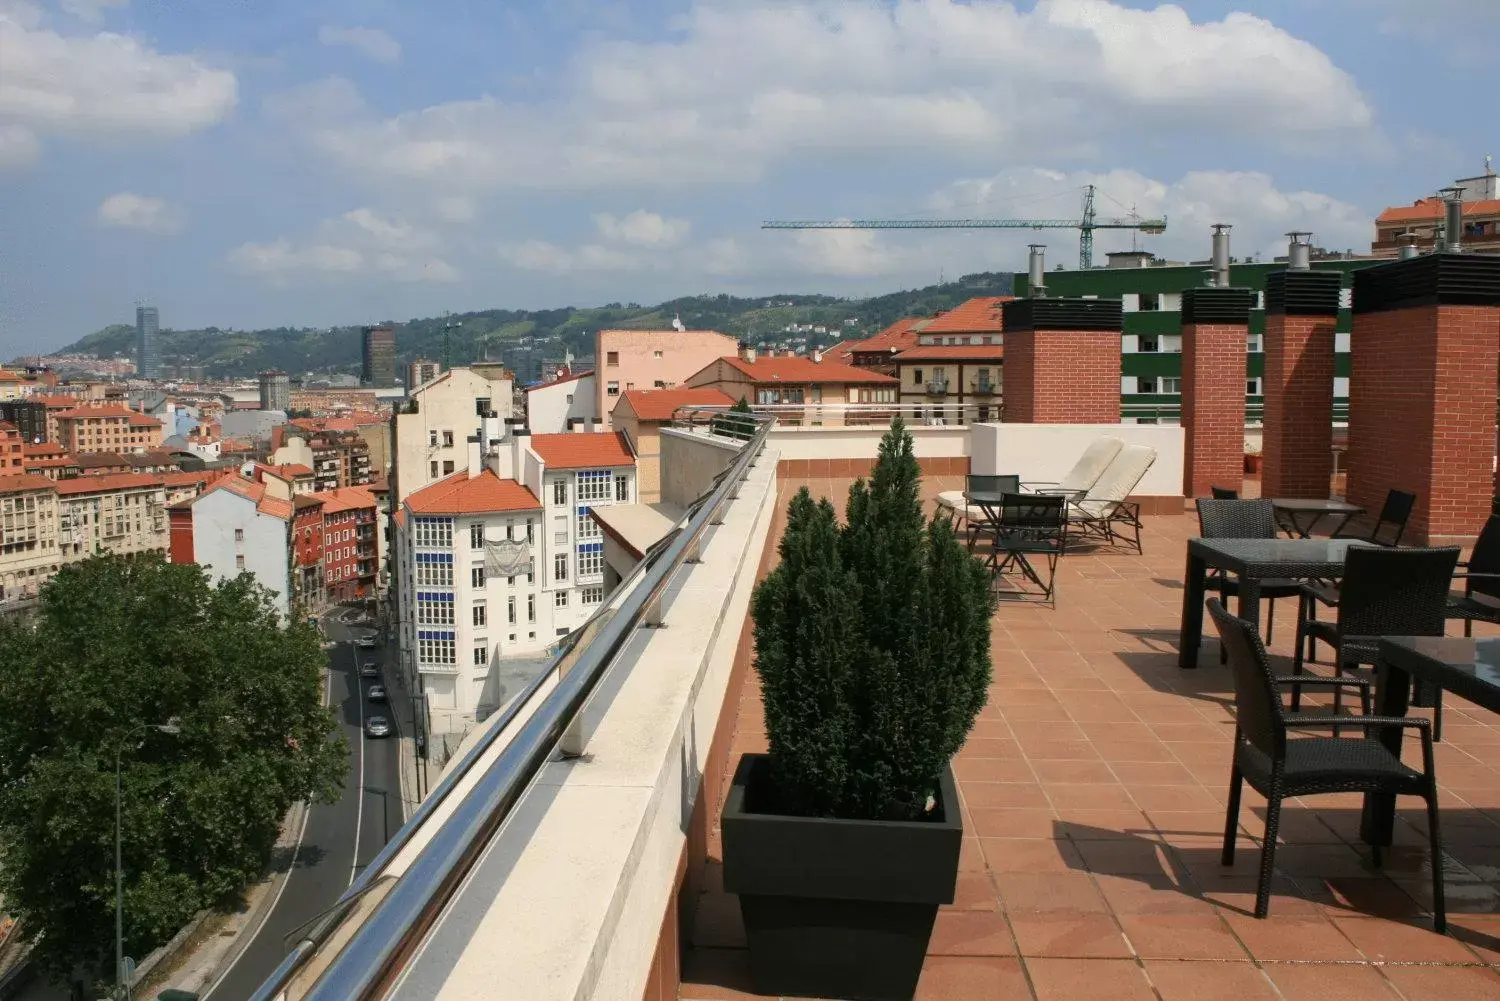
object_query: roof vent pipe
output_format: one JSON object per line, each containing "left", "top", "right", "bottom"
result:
{"left": 1027, "top": 244, "right": 1047, "bottom": 297}
{"left": 1210, "top": 224, "right": 1232, "bottom": 287}
{"left": 1286, "top": 232, "right": 1312, "bottom": 271}
{"left": 1397, "top": 231, "right": 1421, "bottom": 260}
{"left": 1440, "top": 187, "right": 1465, "bottom": 253}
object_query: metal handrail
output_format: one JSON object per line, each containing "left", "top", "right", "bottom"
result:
{"left": 271, "top": 413, "right": 773, "bottom": 1001}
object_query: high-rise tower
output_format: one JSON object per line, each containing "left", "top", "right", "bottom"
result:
{"left": 136, "top": 305, "right": 160, "bottom": 379}
{"left": 362, "top": 324, "right": 397, "bottom": 387}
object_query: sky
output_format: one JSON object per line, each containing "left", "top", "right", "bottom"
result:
{"left": 1, "top": 0, "right": 1496, "bottom": 359}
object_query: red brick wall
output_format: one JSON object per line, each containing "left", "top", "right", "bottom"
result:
{"left": 1261, "top": 313, "right": 1336, "bottom": 498}
{"left": 1347, "top": 304, "right": 1500, "bottom": 542}
{"left": 1003, "top": 329, "right": 1120, "bottom": 423}
{"left": 1180, "top": 322, "right": 1248, "bottom": 497}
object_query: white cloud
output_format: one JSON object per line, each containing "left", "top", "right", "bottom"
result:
{"left": 594, "top": 209, "right": 690, "bottom": 248}
{"left": 97, "top": 192, "right": 182, "bottom": 233}
{"left": 58, "top": 0, "right": 127, "bottom": 24}
{"left": 0, "top": 122, "right": 40, "bottom": 167}
{"left": 317, "top": 25, "right": 401, "bottom": 65}
{"left": 499, "top": 240, "right": 646, "bottom": 275}
{"left": 287, "top": 0, "right": 1372, "bottom": 195}
{"left": 227, "top": 206, "right": 458, "bottom": 285}
{"left": 262, "top": 76, "right": 364, "bottom": 124}
{"left": 0, "top": 7, "right": 236, "bottom": 160}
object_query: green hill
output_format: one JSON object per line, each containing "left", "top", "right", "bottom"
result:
{"left": 51, "top": 271, "right": 1013, "bottom": 379}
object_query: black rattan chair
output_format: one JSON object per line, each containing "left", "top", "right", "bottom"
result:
{"left": 1196, "top": 499, "right": 1306, "bottom": 657}
{"left": 1291, "top": 546, "right": 1460, "bottom": 737}
{"left": 1447, "top": 513, "right": 1500, "bottom": 637}
{"left": 982, "top": 493, "right": 1067, "bottom": 603}
{"left": 962, "top": 474, "right": 1020, "bottom": 553}
{"left": 1333, "top": 488, "right": 1416, "bottom": 547}
{"left": 1210, "top": 486, "right": 1240, "bottom": 500}
{"left": 1208, "top": 598, "right": 1445, "bottom": 930}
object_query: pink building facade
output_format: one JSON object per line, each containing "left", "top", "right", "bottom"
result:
{"left": 594, "top": 329, "right": 740, "bottom": 430}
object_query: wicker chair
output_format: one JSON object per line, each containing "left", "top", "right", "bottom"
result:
{"left": 1208, "top": 598, "right": 1445, "bottom": 929}
{"left": 1195, "top": 499, "right": 1306, "bottom": 656}
{"left": 1291, "top": 546, "right": 1461, "bottom": 738}
{"left": 1447, "top": 513, "right": 1500, "bottom": 637}
{"left": 1333, "top": 488, "right": 1417, "bottom": 547}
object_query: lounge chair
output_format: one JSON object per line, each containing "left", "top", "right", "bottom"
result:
{"left": 1065, "top": 443, "right": 1157, "bottom": 553}
{"left": 1022, "top": 435, "right": 1124, "bottom": 499}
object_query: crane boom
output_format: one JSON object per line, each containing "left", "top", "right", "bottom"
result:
{"left": 762, "top": 184, "right": 1166, "bottom": 270}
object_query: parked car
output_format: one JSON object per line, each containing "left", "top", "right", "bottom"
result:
{"left": 356, "top": 634, "right": 379, "bottom": 649}
{"left": 367, "top": 684, "right": 387, "bottom": 702}
{"left": 359, "top": 661, "right": 380, "bottom": 678}
{"left": 364, "top": 715, "right": 391, "bottom": 738}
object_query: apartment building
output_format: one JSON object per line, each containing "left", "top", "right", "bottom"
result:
{"left": 319, "top": 486, "right": 378, "bottom": 603}
{"left": 292, "top": 495, "right": 325, "bottom": 610}
{"left": 595, "top": 328, "right": 739, "bottom": 429}
{"left": 281, "top": 412, "right": 391, "bottom": 479}
{"left": 168, "top": 477, "right": 294, "bottom": 618}
{"left": 894, "top": 338, "right": 1005, "bottom": 425}
{"left": 0, "top": 401, "right": 47, "bottom": 445}
{"left": 392, "top": 365, "right": 515, "bottom": 507}
{"left": 54, "top": 404, "right": 164, "bottom": 454}
{"left": 0, "top": 422, "right": 22, "bottom": 471}
{"left": 828, "top": 316, "right": 925, "bottom": 375}
{"left": 524, "top": 368, "right": 597, "bottom": 434}
{"left": 683, "top": 346, "right": 898, "bottom": 425}
{"left": 0, "top": 474, "right": 61, "bottom": 606}
{"left": 54, "top": 473, "right": 168, "bottom": 560}
{"left": 612, "top": 388, "right": 733, "bottom": 502}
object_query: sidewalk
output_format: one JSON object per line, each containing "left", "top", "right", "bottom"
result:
{"left": 376, "top": 633, "right": 427, "bottom": 822}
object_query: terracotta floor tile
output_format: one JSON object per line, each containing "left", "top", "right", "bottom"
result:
{"left": 1091, "top": 872, "right": 1210, "bottom": 914}
{"left": 953, "top": 756, "right": 1035, "bottom": 783}
{"left": 1110, "top": 760, "right": 1199, "bottom": 786}
{"left": 958, "top": 736, "right": 1023, "bottom": 760}
{"left": 1297, "top": 875, "right": 1427, "bottom": 921}
{"left": 928, "top": 908, "right": 1016, "bottom": 957}
{"left": 1011, "top": 721, "right": 1088, "bottom": 743}
{"left": 1003, "top": 701, "right": 1074, "bottom": 722}
{"left": 914, "top": 956, "right": 1032, "bottom": 1001}
{"left": 1048, "top": 784, "right": 1140, "bottom": 811}
{"left": 1116, "top": 912, "right": 1247, "bottom": 959}
{"left": 1025, "top": 957, "right": 1155, "bottom": 1001}
{"left": 962, "top": 781, "right": 1052, "bottom": 810}
{"left": 1128, "top": 783, "right": 1222, "bottom": 812}
{"left": 1091, "top": 738, "right": 1177, "bottom": 762}
{"left": 1008, "top": 910, "right": 1132, "bottom": 958}
{"left": 1143, "top": 959, "right": 1281, "bottom": 1001}
{"left": 1074, "top": 837, "right": 1184, "bottom": 877}
{"left": 969, "top": 807, "right": 1058, "bottom": 839}
{"left": 1028, "top": 758, "right": 1117, "bottom": 784}
{"left": 1018, "top": 738, "right": 1100, "bottom": 760}
{"left": 678, "top": 947, "right": 759, "bottom": 1000}
{"left": 1380, "top": 965, "right": 1500, "bottom": 1001}
{"left": 1050, "top": 807, "right": 1152, "bottom": 838}
{"left": 946, "top": 871, "right": 1001, "bottom": 911}
{"left": 958, "top": 837, "right": 987, "bottom": 872}
{"left": 1219, "top": 913, "right": 1364, "bottom": 961}
{"left": 1261, "top": 962, "right": 1403, "bottom": 1001}
{"left": 980, "top": 837, "right": 1083, "bottom": 873}
{"left": 1329, "top": 915, "right": 1479, "bottom": 962}
{"left": 994, "top": 871, "right": 1108, "bottom": 912}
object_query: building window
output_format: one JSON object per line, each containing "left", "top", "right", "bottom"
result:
{"left": 414, "top": 517, "right": 453, "bottom": 549}
{"left": 552, "top": 479, "right": 567, "bottom": 505}
{"left": 1138, "top": 336, "right": 1160, "bottom": 353}
{"left": 476, "top": 397, "right": 491, "bottom": 415}
{"left": 577, "top": 544, "right": 604, "bottom": 579}
{"left": 527, "top": 594, "right": 535, "bottom": 622}
{"left": 235, "top": 554, "right": 245, "bottom": 569}
{"left": 430, "top": 460, "right": 439, "bottom": 478}
{"left": 614, "top": 475, "right": 628, "bottom": 502}
{"left": 416, "top": 592, "right": 455, "bottom": 625}
{"left": 442, "top": 460, "right": 455, "bottom": 475}
{"left": 607, "top": 381, "right": 619, "bottom": 397}
{"left": 417, "top": 630, "right": 456, "bottom": 665}
{"left": 414, "top": 553, "right": 454, "bottom": 587}
{"left": 554, "top": 552, "right": 568, "bottom": 581}
{"left": 1137, "top": 377, "right": 1158, "bottom": 394}
{"left": 577, "top": 470, "right": 611, "bottom": 502}
{"left": 234, "top": 528, "right": 244, "bottom": 542}
{"left": 473, "top": 643, "right": 488, "bottom": 667}
{"left": 606, "top": 351, "right": 619, "bottom": 365}
{"left": 471, "top": 566, "right": 485, "bottom": 588}
{"left": 577, "top": 507, "right": 601, "bottom": 539}
{"left": 912, "top": 368, "right": 923, "bottom": 384}
{"left": 429, "top": 430, "right": 438, "bottom": 447}
{"left": 526, "top": 518, "right": 535, "bottom": 544}
{"left": 581, "top": 586, "right": 603, "bottom": 605}
{"left": 470, "top": 522, "right": 485, "bottom": 549}
{"left": 555, "top": 591, "right": 569, "bottom": 609}
{"left": 1246, "top": 333, "right": 1263, "bottom": 352}
{"left": 443, "top": 431, "right": 455, "bottom": 448}
{"left": 508, "top": 595, "right": 517, "bottom": 624}
{"left": 565, "top": 394, "right": 573, "bottom": 404}
{"left": 1246, "top": 378, "right": 1263, "bottom": 396}
{"left": 1138, "top": 292, "right": 1161, "bottom": 311}
{"left": 473, "top": 601, "right": 487, "bottom": 626}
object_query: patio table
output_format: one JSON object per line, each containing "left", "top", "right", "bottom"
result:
{"left": 1178, "top": 537, "right": 1373, "bottom": 669}
{"left": 1271, "top": 498, "right": 1364, "bottom": 539}
{"left": 1361, "top": 636, "right": 1500, "bottom": 847}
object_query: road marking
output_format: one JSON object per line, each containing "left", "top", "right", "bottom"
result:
{"left": 350, "top": 643, "right": 366, "bottom": 889}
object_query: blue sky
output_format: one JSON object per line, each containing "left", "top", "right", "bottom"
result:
{"left": 0, "top": 0, "right": 1494, "bottom": 359}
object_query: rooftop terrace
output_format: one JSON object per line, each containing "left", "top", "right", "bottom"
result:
{"left": 681, "top": 488, "right": 1500, "bottom": 1001}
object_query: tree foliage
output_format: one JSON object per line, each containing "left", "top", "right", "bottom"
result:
{"left": 0, "top": 555, "right": 346, "bottom": 982}
{"left": 752, "top": 419, "right": 995, "bottom": 822}
{"left": 709, "top": 398, "right": 757, "bottom": 441}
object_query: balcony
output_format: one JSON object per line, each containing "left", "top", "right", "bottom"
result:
{"left": 970, "top": 380, "right": 999, "bottom": 396}
{"left": 925, "top": 379, "right": 951, "bottom": 397}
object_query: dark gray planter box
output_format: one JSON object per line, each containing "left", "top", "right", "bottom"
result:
{"left": 720, "top": 753, "right": 963, "bottom": 1001}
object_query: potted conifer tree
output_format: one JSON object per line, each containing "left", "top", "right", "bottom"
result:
{"left": 721, "top": 419, "right": 995, "bottom": 1001}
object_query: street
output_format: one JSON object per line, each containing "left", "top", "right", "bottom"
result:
{"left": 203, "top": 609, "right": 403, "bottom": 1001}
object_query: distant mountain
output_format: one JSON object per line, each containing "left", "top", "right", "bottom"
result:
{"left": 49, "top": 272, "right": 1013, "bottom": 379}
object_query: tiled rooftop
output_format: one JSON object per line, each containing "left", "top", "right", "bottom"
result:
{"left": 681, "top": 478, "right": 1500, "bottom": 1001}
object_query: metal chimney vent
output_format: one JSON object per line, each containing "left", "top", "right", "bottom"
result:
{"left": 1027, "top": 244, "right": 1047, "bottom": 297}
{"left": 1286, "top": 232, "right": 1312, "bottom": 271}
{"left": 1210, "top": 224, "right": 1232, "bottom": 287}
{"left": 1440, "top": 187, "right": 1465, "bottom": 253}
{"left": 1398, "top": 230, "right": 1420, "bottom": 260}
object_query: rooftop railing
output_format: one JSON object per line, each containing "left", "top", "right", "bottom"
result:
{"left": 250, "top": 409, "right": 773, "bottom": 1001}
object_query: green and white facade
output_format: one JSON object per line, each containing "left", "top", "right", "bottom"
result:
{"left": 1012, "top": 259, "right": 1383, "bottom": 424}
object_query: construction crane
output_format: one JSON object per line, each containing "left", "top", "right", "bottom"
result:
{"left": 763, "top": 184, "right": 1166, "bottom": 271}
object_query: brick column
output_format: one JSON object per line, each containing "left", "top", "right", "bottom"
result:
{"left": 1347, "top": 253, "right": 1500, "bottom": 543}
{"left": 999, "top": 298, "right": 1122, "bottom": 422}
{"left": 1180, "top": 287, "right": 1254, "bottom": 498}
{"left": 1261, "top": 270, "right": 1341, "bottom": 498}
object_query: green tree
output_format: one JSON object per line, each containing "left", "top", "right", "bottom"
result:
{"left": 0, "top": 555, "right": 346, "bottom": 984}
{"left": 710, "top": 398, "right": 756, "bottom": 441}
{"left": 752, "top": 419, "right": 995, "bottom": 822}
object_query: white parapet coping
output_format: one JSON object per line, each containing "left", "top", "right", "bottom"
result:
{"left": 970, "top": 422, "right": 1185, "bottom": 498}
{"left": 384, "top": 446, "right": 780, "bottom": 1001}
{"left": 767, "top": 423, "right": 970, "bottom": 461}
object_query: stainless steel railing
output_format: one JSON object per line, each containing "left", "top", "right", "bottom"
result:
{"left": 251, "top": 411, "right": 773, "bottom": 1001}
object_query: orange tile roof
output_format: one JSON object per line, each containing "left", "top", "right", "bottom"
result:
{"left": 0, "top": 474, "right": 56, "bottom": 494}
{"left": 157, "top": 469, "right": 220, "bottom": 488}
{"left": 24, "top": 457, "right": 77, "bottom": 469}
{"left": 53, "top": 473, "right": 163, "bottom": 496}
{"left": 718, "top": 356, "right": 897, "bottom": 384}
{"left": 24, "top": 443, "right": 68, "bottom": 458}
{"left": 33, "top": 395, "right": 82, "bottom": 408}
{"left": 191, "top": 475, "right": 294, "bottom": 520}
{"left": 393, "top": 508, "right": 408, "bottom": 529}
{"left": 529, "top": 368, "right": 593, "bottom": 391}
{"left": 1377, "top": 196, "right": 1500, "bottom": 224}
{"left": 314, "top": 485, "right": 377, "bottom": 514}
{"left": 528, "top": 431, "right": 636, "bottom": 469}
{"left": 53, "top": 404, "right": 157, "bottom": 422}
{"left": 894, "top": 343, "right": 1005, "bottom": 362}
{"left": 918, "top": 296, "right": 1013, "bottom": 334}
{"left": 405, "top": 469, "right": 542, "bottom": 515}
{"left": 617, "top": 387, "right": 734, "bottom": 422}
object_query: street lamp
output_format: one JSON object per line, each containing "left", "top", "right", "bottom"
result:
{"left": 115, "top": 718, "right": 181, "bottom": 1001}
